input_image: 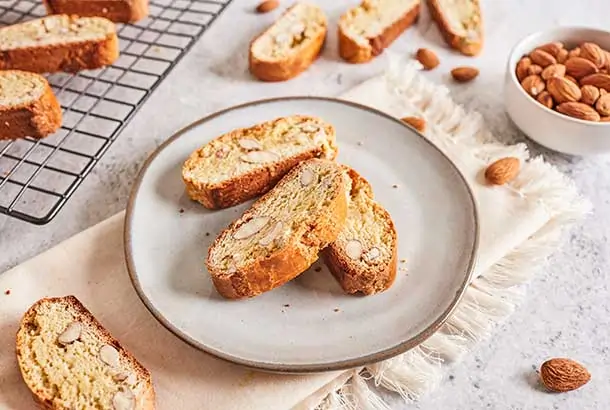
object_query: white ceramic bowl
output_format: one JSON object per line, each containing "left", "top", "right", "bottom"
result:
{"left": 505, "top": 27, "right": 610, "bottom": 156}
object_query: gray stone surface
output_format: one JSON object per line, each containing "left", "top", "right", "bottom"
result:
{"left": 1, "top": 1, "right": 609, "bottom": 409}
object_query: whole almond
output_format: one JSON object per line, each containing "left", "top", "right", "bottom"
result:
{"left": 595, "top": 93, "right": 610, "bottom": 116}
{"left": 516, "top": 57, "right": 532, "bottom": 81}
{"left": 521, "top": 74, "right": 545, "bottom": 96}
{"left": 541, "top": 63, "right": 566, "bottom": 80}
{"left": 580, "top": 42, "right": 606, "bottom": 68}
{"left": 451, "top": 66, "right": 479, "bottom": 82}
{"left": 556, "top": 102, "right": 601, "bottom": 121}
{"left": 530, "top": 49, "right": 556, "bottom": 67}
{"left": 416, "top": 48, "right": 440, "bottom": 70}
{"left": 536, "top": 91, "right": 554, "bottom": 109}
{"left": 601, "top": 116, "right": 610, "bottom": 122}
{"left": 556, "top": 48, "right": 569, "bottom": 64}
{"left": 580, "top": 73, "right": 610, "bottom": 91}
{"left": 527, "top": 64, "right": 542, "bottom": 76}
{"left": 568, "top": 47, "right": 581, "bottom": 58}
{"left": 602, "top": 88, "right": 608, "bottom": 96}
{"left": 580, "top": 85, "right": 600, "bottom": 105}
{"left": 565, "top": 57, "right": 599, "bottom": 79}
{"left": 565, "top": 75, "right": 578, "bottom": 85}
{"left": 485, "top": 157, "right": 520, "bottom": 185}
{"left": 256, "top": 0, "right": 279, "bottom": 13}
{"left": 540, "top": 358, "right": 591, "bottom": 393}
{"left": 547, "top": 76, "right": 581, "bottom": 103}
{"left": 401, "top": 116, "right": 426, "bottom": 132}
{"left": 605, "top": 50, "right": 610, "bottom": 69}
{"left": 536, "top": 42, "right": 564, "bottom": 57}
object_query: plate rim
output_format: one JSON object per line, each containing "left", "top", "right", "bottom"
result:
{"left": 124, "top": 96, "right": 480, "bottom": 374}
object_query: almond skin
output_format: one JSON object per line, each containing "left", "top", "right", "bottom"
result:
{"left": 595, "top": 93, "right": 610, "bottom": 116}
{"left": 556, "top": 49, "right": 569, "bottom": 64}
{"left": 564, "top": 75, "right": 578, "bottom": 85}
{"left": 580, "top": 73, "right": 610, "bottom": 91}
{"left": 580, "top": 42, "right": 606, "bottom": 68}
{"left": 541, "top": 63, "right": 566, "bottom": 80}
{"left": 568, "top": 47, "right": 581, "bottom": 58}
{"left": 580, "top": 85, "right": 600, "bottom": 105}
{"left": 401, "top": 116, "right": 426, "bottom": 132}
{"left": 521, "top": 74, "right": 545, "bottom": 96}
{"left": 485, "top": 157, "right": 520, "bottom": 185}
{"left": 540, "top": 358, "right": 591, "bottom": 393}
{"left": 416, "top": 48, "right": 440, "bottom": 70}
{"left": 547, "top": 76, "right": 581, "bottom": 103}
{"left": 256, "top": 0, "right": 279, "bottom": 13}
{"left": 451, "top": 66, "right": 479, "bottom": 82}
{"left": 556, "top": 102, "right": 601, "bottom": 122}
{"left": 536, "top": 91, "right": 554, "bottom": 109}
{"left": 516, "top": 57, "right": 532, "bottom": 81}
{"left": 530, "top": 49, "right": 556, "bottom": 67}
{"left": 536, "top": 42, "right": 564, "bottom": 57}
{"left": 527, "top": 65, "right": 542, "bottom": 76}
{"left": 565, "top": 57, "right": 599, "bottom": 79}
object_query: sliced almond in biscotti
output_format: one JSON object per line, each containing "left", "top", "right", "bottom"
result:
{"left": 249, "top": 2, "right": 327, "bottom": 81}
{"left": 427, "top": 0, "right": 484, "bottom": 56}
{"left": 16, "top": 296, "right": 155, "bottom": 410}
{"left": 0, "top": 15, "right": 119, "bottom": 73}
{"left": 323, "top": 168, "right": 398, "bottom": 295}
{"left": 182, "top": 115, "right": 337, "bottom": 209}
{"left": 0, "top": 70, "right": 62, "bottom": 140}
{"left": 43, "top": 0, "right": 148, "bottom": 23}
{"left": 207, "top": 159, "right": 349, "bottom": 299}
{"left": 338, "top": 0, "right": 421, "bottom": 63}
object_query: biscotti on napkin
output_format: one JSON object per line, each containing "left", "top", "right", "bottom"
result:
{"left": 0, "top": 70, "right": 62, "bottom": 140}
{"left": 324, "top": 168, "right": 398, "bottom": 295}
{"left": 338, "top": 0, "right": 421, "bottom": 63}
{"left": 44, "top": 0, "right": 149, "bottom": 23}
{"left": 207, "top": 159, "right": 349, "bottom": 299}
{"left": 16, "top": 296, "right": 155, "bottom": 409}
{"left": 0, "top": 15, "right": 119, "bottom": 73}
{"left": 427, "top": 0, "right": 483, "bottom": 56}
{"left": 182, "top": 115, "right": 338, "bottom": 209}
{"left": 249, "top": 2, "right": 327, "bottom": 81}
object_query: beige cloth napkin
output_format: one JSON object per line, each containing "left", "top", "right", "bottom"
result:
{"left": 0, "top": 60, "right": 588, "bottom": 409}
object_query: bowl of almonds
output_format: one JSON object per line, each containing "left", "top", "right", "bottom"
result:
{"left": 505, "top": 27, "right": 610, "bottom": 155}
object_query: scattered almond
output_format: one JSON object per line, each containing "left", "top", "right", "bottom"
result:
{"left": 516, "top": 57, "right": 532, "bottom": 81}
{"left": 580, "top": 85, "right": 600, "bottom": 105}
{"left": 557, "top": 49, "right": 569, "bottom": 64}
{"left": 233, "top": 216, "right": 270, "bottom": 239}
{"left": 238, "top": 138, "right": 262, "bottom": 150}
{"left": 240, "top": 150, "right": 279, "bottom": 163}
{"left": 485, "top": 157, "right": 520, "bottom": 185}
{"left": 556, "top": 102, "right": 601, "bottom": 121}
{"left": 580, "top": 73, "right": 610, "bottom": 91}
{"left": 568, "top": 47, "right": 581, "bottom": 58}
{"left": 256, "top": 0, "right": 279, "bottom": 13}
{"left": 57, "top": 322, "right": 82, "bottom": 345}
{"left": 451, "top": 66, "right": 479, "bottom": 82}
{"left": 540, "top": 358, "right": 591, "bottom": 393}
{"left": 99, "top": 345, "right": 120, "bottom": 367}
{"left": 416, "top": 48, "right": 439, "bottom": 70}
{"left": 530, "top": 49, "right": 556, "bottom": 67}
{"left": 300, "top": 168, "right": 315, "bottom": 186}
{"left": 527, "top": 64, "right": 543, "bottom": 76}
{"left": 112, "top": 388, "right": 136, "bottom": 410}
{"left": 541, "top": 63, "right": 566, "bottom": 80}
{"left": 345, "top": 239, "right": 363, "bottom": 260}
{"left": 364, "top": 247, "right": 381, "bottom": 262}
{"left": 536, "top": 42, "right": 563, "bottom": 57}
{"left": 258, "top": 221, "right": 284, "bottom": 246}
{"left": 536, "top": 91, "right": 554, "bottom": 109}
{"left": 547, "top": 76, "right": 581, "bottom": 103}
{"left": 595, "top": 93, "right": 610, "bottom": 116}
{"left": 580, "top": 42, "right": 606, "bottom": 68}
{"left": 401, "top": 116, "right": 426, "bottom": 132}
{"left": 565, "top": 57, "right": 598, "bottom": 79}
{"left": 521, "top": 74, "right": 545, "bottom": 96}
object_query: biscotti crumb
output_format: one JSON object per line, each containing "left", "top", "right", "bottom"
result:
{"left": 283, "top": 304, "right": 290, "bottom": 308}
{"left": 179, "top": 208, "right": 184, "bottom": 214}
{"left": 400, "top": 259, "right": 407, "bottom": 263}
{"left": 4, "top": 289, "right": 10, "bottom": 295}
{"left": 357, "top": 141, "right": 363, "bottom": 146}
{"left": 333, "top": 308, "right": 340, "bottom": 312}
{"left": 392, "top": 184, "right": 398, "bottom": 188}
{"left": 205, "top": 232, "right": 210, "bottom": 236}
{"left": 314, "top": 267, "right": 322, "bottom": 272}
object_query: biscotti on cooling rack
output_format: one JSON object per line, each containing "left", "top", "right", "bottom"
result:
{"left": 249, "top": 2, "right": 327, "bottom": 81}
{"left": 182, "top": 115, "right": 338, "bottom": 209}
{"left": 324, "top": 168, "right": 398, "bottom": 295}
{"left": 427, "top": 0, "right": 483, "bottom": 56}
{"left": 0, "top": 15, "right": 119, "bottom": 73}
{"left": 207, "top": 159, "right": 349, "bottom": 299}
{"left": 338, "top": 0, "right": 421, "bottom": 63}
{"left": 16, "top": 296, "right": 155, "bottom": 409}
{"left": 44, "top": 0, "right": 149, "bottom": 23}
{"left": 0, "top": 70, "right": 62, "bottom": 140}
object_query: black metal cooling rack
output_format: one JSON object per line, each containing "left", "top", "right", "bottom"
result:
{"left": 0, "top": 0, "right": 232, "bottom": 225}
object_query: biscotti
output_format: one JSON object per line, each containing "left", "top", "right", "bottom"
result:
{"left": 427, "top": 0, "right": 483, "bottom": 56}
{"left": 16, "top": 296, "right": 155, "bottom": 410}
{"left": 0, "top": 70, "right": 62, "bottom": 140}
{"left": 44, "top": 0, "right": 149, "bottom": 23}
{"left": 0, "top": 15, "right": 119, "bottom": 73}
{"left": 207, "top": 159, "right": 349, "bottom": 299}
{"left": 338, "top": 0, "right": 421, "bottom": 63}
{"left": 324, "top": 168, "right": 397, "bottom": 295}
{"left": 249, "top": 2, "right": 327, "bottom": 81}
{"left": 182, "top": 115, "right": 338, "bottom": 209}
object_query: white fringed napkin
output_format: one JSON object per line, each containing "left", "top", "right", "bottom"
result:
{"left": 0, "top": 59, "right": 588, "bottom": 410}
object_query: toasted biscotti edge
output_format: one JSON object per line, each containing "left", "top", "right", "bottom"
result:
{"left": 207, "top": 160, "right": 349, "bottom": 299}
{"left": 249, "top": 5, "right": 327, "bottom": 81}
{"left": 0, "top": 73, "right": 62, "bottom": 140}
{"left": 427, "top": 0, "right": 483, "bottom": 56}
{"left": 323, "top": 169, "right": 398, "bottom": 295}
{"left": 16, "top": 295, "right": 155, "bottom": 410}
{"left": 43, "top": 0, "right": 149, "bottom": 23}
{"left": 338, "top": 2, "right": 420, "bottom": 63}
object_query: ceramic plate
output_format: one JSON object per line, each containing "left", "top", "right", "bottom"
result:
{"left": 125, "top": 97, "right": 479, "bottom": 373}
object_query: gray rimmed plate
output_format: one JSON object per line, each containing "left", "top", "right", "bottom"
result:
{"left": 125, "top": 97, "right": 479, "bottom": 373}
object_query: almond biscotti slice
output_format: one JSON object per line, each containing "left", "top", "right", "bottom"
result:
{"left": 182, "top": 115, "right": 337, "bottom": 209}
{"left": 0, "top": 15, "right": 119, "bottom": 73}
{"left": 324, "top": 168, "right": 398, "bottom": 295}
{"left": 249, "top": 2, "right": 327, "bottom": 81}
{"left": 44, "top": 0, "right": 149, "bottom": 23}
{"left": 16, "top": 296, "right": 155, "bottom": 410}
{"left": 207, "top": 159, "right": 349, "bottom": 299}
{"left": 339, "top": 0, "right": 421, "bottom": 63}
{"left": 427, "top": 0, "right": 483, "bottom": 56}
{"left": 0, "top": 70, "right": 62, "bottom": 140}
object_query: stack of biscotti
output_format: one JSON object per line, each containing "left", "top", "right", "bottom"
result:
{"left": 184, "top": 115, "right": 398, "bottom": 299}
{"left": 44, "top": 0, "right": 149, "bottom": 23}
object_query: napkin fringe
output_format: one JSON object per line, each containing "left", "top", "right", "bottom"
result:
{"left": 316, "top": 57, "right": 589, "bottom": 410}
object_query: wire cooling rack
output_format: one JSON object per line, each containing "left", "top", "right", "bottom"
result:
{"left": 0, "top": 0, "right": 232, "bottom": 225}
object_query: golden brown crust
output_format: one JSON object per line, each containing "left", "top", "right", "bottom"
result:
{"left": 338, "top": 2, "right": 420, "bottom": 64}
{"left": 43, "top": 0, "right": 149, "bottom": 23}
{"left": 0, "top": 73, "right": 62, "bottom": 140}
{"left": 16, "top": 296, "right": 155, "bottom": 410}
{"left": 427, "top": 0, "right": 483, "bottom": 56}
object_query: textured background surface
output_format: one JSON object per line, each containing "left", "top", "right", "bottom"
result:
{"left": 1, "top": 1, "right": 609, "bottom": 409}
